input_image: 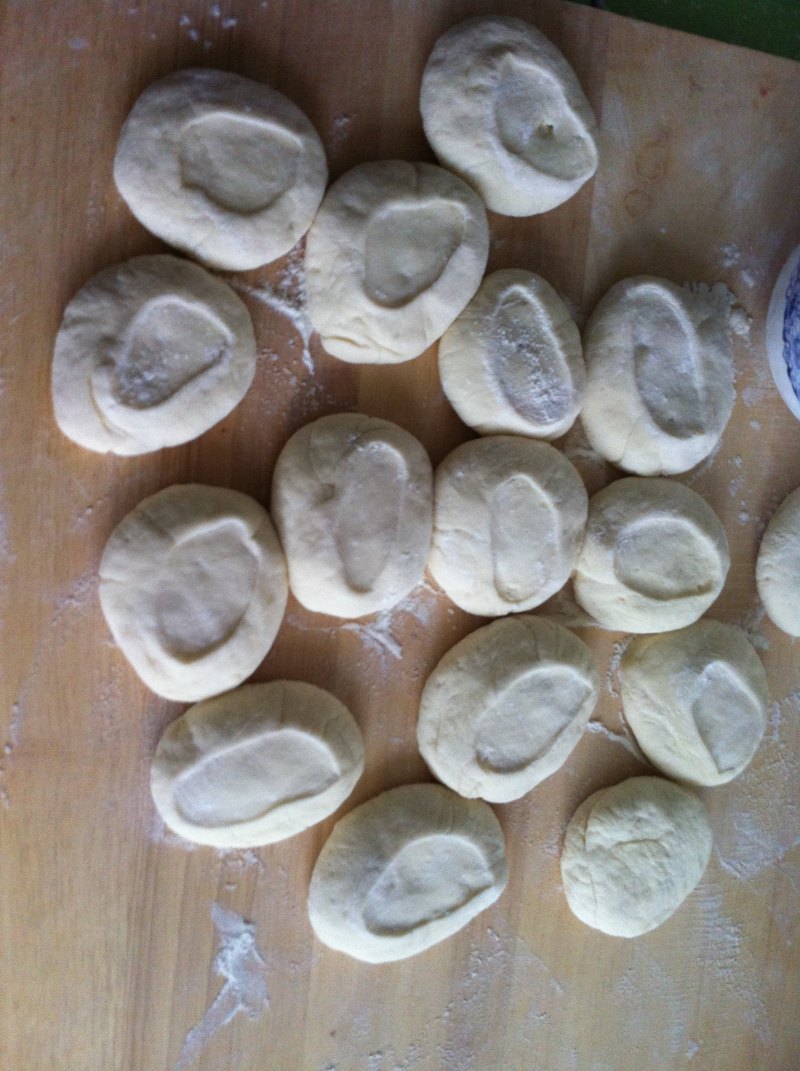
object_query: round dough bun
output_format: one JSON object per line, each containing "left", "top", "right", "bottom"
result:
{"left": 765, "top": 243, "right": 800, "bottom": 420}
{"left": 308, "top": 783, "right": 507, "bottom": 963}
{"left": 621, "top": 621, "right": 768, "bottom": 787}
{"left": 581, "top": 278, "right": 735, "bottom": 476}
{"left": 52, "top": 255, "right": 256, "bottom": 456}
{"left": 574, "top": 477, "right": 729, "bottom": 633}
{"left": 430, "top": 436, "right": 588, "bottom": 616}
{"left": 114, "top": 68, "right": 327, "bottom": 271}
{"left": 151, "top": 681, "right": 364, "bottom": 848}
{"left": 99, "top": 485, "right": 288, "bottom": 701}
{"left": 756, "top": 485, "right": 800, "bottom": 636}
{"left": 420, "top": 16, "right": 598, "bottom": 217}
{"left": 305, "top": 160, "right": 489, "bottom": 364}
{"left": 271, "top": 413, "right": 433, "bottom": 618}
{"left": 560, "top": 776, "right": 712, "bottom": 937}
{"left": 439, "top": 269, "right": 585, "bottom": 440}
{"left": 418, "top": 616, "right": 599, "bottom": 802}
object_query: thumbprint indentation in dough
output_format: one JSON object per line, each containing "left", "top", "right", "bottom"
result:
{"left": 335, "top": 439, "right": 407, "bottom": 593}
{"left": 173, "top": 728, "right": 339, "bottom": 826}
{"left": 362, "top": 834, "right": 494, "bottom": 935}
{"left": 113, "top": 297, "right": 230, "bottom": 409}
{"left": 614, "top": 516, "right": 720, "bottom": 601}
{"left": 489, "top": 286, "right": 572, "bottom": 425}
{"left": 156, "top": 520, "right": 258, "bottom": 659}
{"left": 493, "top": 55, "right": 594, "bottom": 181}
{"left": 490, "top": 473, "right": 557, "bottom": 602}
{"left": 474, "top": 666, "right": 590, "bottom": 773}
{"left": 631, "top": 290, "right": 707, "bottom": 437}
{"left": 363, "top": 199, "right": 466, "bottom": 308}
{"left": 179, "top": 112, "right": 300, "bottom": 214}
{"left": 691, "top": 661, "right": 764, "bottom": 775}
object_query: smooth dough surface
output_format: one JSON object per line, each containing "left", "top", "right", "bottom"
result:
{"left": 581, "top": 278, "right": 735, "bottom": 475}
{"left": 418, "top": 616, "right": 599, "bottom": 802}
{"left": 99, "top": 485, "right": 288, "bottom": 701}
{"left": 621, "top": 621, "right": 768, "bottom": 787}
{"left": 52, "top": 255, "right": 256, "bottom": 456}
{"left": 420, "top": 16, "right": 599, "bottom": 216}
{"left": 114, "top": 68, "right": 327, "bottom": 270}
{"left": 560, "top": 776, "right": 712, "bottom": 937}
{"left": 574, "top": 477, "right": 729, "bottom": 632}
{"left": 271, "top": 414, "right": 433, "bottom": 617}
{"left": 439, "top": 269, "right": 585, "bottom": 439}
{"left": 151, "top": 681, "right": 364, "bottom": 848}
{"left": 430, "top": 436, "right": 588, "bottom": 616}
{"left": 756, "top": 485, "right": 800, "bottom": 636}
{"left": 308, "top": 783, "right": 507, "bottom": 962}
{"left": 305, "top": 160, "right": 489, "bottom": 364}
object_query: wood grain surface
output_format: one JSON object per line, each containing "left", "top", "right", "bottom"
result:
{"left": 1, "top": 2, "right": 799, "bottom": 1070}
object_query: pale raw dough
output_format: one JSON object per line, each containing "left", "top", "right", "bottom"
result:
{"left": 574, "top": 477, "right": 729, "bottom": 632}
{"left": 756, "top": 485, "right": 800, "bottom": 636}
{"left": 439, "top": 269, "right": 585, "bottom": 440}
{"left": 99, "top": 485, "right": 288, "bottom": 701}
{"left": 560, "top": 776, "right": 712, "bottom": 937}
{"left": 52, "top": 255, "right": 256, "bottom": 456}
{"left": 621, "top": 621, "right": 768, "bottom": 786}
{"left": 305, "top": 160, "right": 489, "bottom": 364}
{"left": 307, "top": 783, "right": 507, "bottom": 963}
{"left": 581, "top": 278, "right": 735, "bottom": 475}
{"left": 151, "top": 681, "right": 364, "bottom": 848}
{"left": 417, "top": 616, "right": 599, "bottom": 802}
{"left": 430, "top": 436, "right": 588, "bottom": 616}
{"left": 420, "top": 16, "right": 599, "bottom": 216}
{"left": 271, "top": 414, "right": 433, "bottom": 617}
{"left": 114, "top": 68, "right": 327, "bottom": 271}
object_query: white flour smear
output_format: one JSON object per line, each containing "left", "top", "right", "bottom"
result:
{"left": 176, "top": 903, "right": 269, "bottom": 1070}
{"left": 585, "top": 718, "right": 645, "bottom": 761}
{"left": 737, "top": 600, "right": 770, "bottom": 651}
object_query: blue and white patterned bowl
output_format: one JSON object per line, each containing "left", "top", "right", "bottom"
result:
{"left": 766, "top": 243, "right": 800, "bottom": 420}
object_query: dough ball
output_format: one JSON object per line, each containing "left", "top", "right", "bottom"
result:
{"left": 581, "top": 278, "right": 735, "bottom": 475}
{"left": 430, "top": 436, "right": 588, "bottom": 616}
{"left": 756, "top": 485, "right": 800, "bottom": 636}
{"left": 439, "top": 269, "right": 585, "bottom": 440}
{"left": 99, "top": 485, "right": 288, "bottom": 701}
{"left": 52, "top": 255, "right": 256, "bottom": 456}
{"left": 560, "top": 776, "right": 712, "bottom": 937}
{"left": 308, "top": 783, "right": 507, "bottom": 963}
{"left": 114, "top": 68, "right": 327, "bottom": 271}
{"left": 420, "top": 16, "right": 599, "bottom": 217}
{"left": 574, "top": 477, "right": 729, "bottom": 632}
{"left": 621, "top": 621, "right": 768, "bottom": 787}
{"left": 418, "top": 616, "right": 599, "bottom": 802}
{"left": 151, "top": 681, "right": 364, "bottom": 848}
{"left": 305, "top": 160, "right": 489, "bottom": 364}
{"left": 271, "top": 414, "right": 433, "bottom": 618}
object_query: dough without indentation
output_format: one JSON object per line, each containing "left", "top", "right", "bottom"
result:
{"left": 756, "top": 485, "right": 800, "bottom": 636}
{"left": 99, "top": 485, "right": 288, "bottom": 701}
{"left": 560, "top": 775, "right": 712, "bottom": 937}
{"left": 52, "top": 255, "right": 256, "bottom": 456}
{"left": 581, "top": 278, "right": 735, "bottom": 475}
{"left": 305, "top": 160, "right": 489, "bottom": 364}
{"left": 418, "top": 616, "right": 599, "bottom": 802}
{"left": 114, "top": 69, "right": 327, "bottom": 271}
{"left": 621, "top": 621, "right": 768, "bottom": 786}
{"left": 420, "top": 16, "right": 599, "bottom": 217}
{"left": 439, "top": 269, "right": 585, "bottom": 440}
{"left": 151, "top": 681, "right": 364, "bottom": 847}
{"left": 271, "top": 413, "right": 433, "bottom": 617}
{"left": 430, "top": 436, "right": 587, "bottom": 616}
{"left": 574, "top": 477, "right": 729, "bottom": 632}
{"left": 308, "top": 783, "right": 507, "bottom": 962}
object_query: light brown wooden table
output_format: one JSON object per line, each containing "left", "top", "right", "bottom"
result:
{"left": 1, "top": 2, "right": 799, "bottom": 1069}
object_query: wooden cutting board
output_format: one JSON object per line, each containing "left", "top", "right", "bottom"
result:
{"left": 1, "top": 2, "right": 799, "bottom": 1069}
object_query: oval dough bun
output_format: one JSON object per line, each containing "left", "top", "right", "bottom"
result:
{"left": 756, "top": 485, "right": 800, "bottom": 636}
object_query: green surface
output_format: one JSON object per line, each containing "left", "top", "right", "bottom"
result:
{"left": 576, "top": 0, "right": 800, "bottom": 61}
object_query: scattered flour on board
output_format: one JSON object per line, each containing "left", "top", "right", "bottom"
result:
{"left": 329, "top": 114, "right": 353, "bottom": 153}
{"left": 176, "top": 903, "right": 269, "bottom": 1071}
{"left": 737, "top": 600, "right": 770, "bottom": 651}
